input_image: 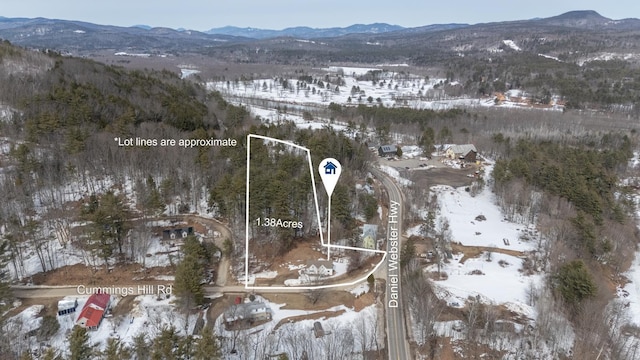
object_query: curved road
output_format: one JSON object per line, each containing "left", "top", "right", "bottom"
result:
{"left": 371, "top": 167, "right": 412, "bottom": 360}
{"left": 12, "top": 169, "right": 412, "bottom": 358}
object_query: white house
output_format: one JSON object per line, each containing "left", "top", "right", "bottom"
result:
{"left": 224, "top": 301, "right": 272, "bottom": 326}
{"left": 305, "top": 260, "right": 334, "bottom": 277}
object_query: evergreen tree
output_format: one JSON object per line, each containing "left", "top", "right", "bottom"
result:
{"left": 193, "top": 326, "right": 221, "bottom": 360}
{"left": 331, "top": 184, "right": 353, "bottom": 228}
{"left": 41, "top": 348, "right": 61, "bottom": 360}
{"left": 175, "top": 257, "right": 205, "bottom": 305}
{"left": 420, "top": 127, "right": 435, "bottom": 154}
{"left": 68, "top": 326, "right": 93, "bottom": 360}
{"left": 177, "top": 335, "right": 196, "bottom": 359}
{"left": 175, "top": 236, "right": 206, "bottom": 306}
{"left": 84, "top": 191, "right": 132, "bottom": 266}
{"left": 102, "top": 338, "right": 131, "bottom": 360}
{"left": 144, "top": 176, "right": 166, "bottom": 216}
{"left": 37, "top": 314, "right": 60, "bottom": 341}
{"left": 151, "top": 327, "right": 180, "bottom": 360}
{"left": 554, "top": 260, "right": 597, "bottom": 310}
{"left": 131, "top": 334, "right": 151, "bottom": 360}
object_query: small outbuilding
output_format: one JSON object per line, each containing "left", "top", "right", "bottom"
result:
{"left": 313, "top": 321, "right": 325, "bottom": 338}
{"left": 57, "top": 298, "right": 79, "bottom": 316}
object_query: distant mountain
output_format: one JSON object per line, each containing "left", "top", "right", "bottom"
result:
{"left": 536, "top": 10, "right": 611, "bottom": 28}
{"left": 0, "top": 17, "right": 250, "bottom": 54}
{"left": 1, "top": 11, "right": 640, "bottom": 62}
{"left": 205, "top": 23, "right": 405, "bottom": 39}
{"left": 396, "top": 23, "right": 469, "bottom": 34}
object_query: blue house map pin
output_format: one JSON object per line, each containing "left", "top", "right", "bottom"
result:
{"left": 319, "top": 158, "right": 341, "bottom": 197}
{"left": 319, "top": 158, "right": 341, "bottom": 260}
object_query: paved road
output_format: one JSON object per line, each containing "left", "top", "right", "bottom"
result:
{"left": 12, "top": 284, "right": 342, "bottom": 299}
{"left": 12, "top": 286, "right": 81, "bottom": 298}
{"left": 372, "top": 167, "right": 413, "bottom": 360}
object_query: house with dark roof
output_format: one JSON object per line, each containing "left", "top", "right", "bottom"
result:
{"left": 445, "top": 144, "right": 478, "bottom": 162}
{"left": 378, "top": 145, "right": 397, "bottom": 157}
{"left": 161, "top": 226, "right": 194, "bottom": 240}
{"left": 75, "top": 293, "right": 111, "bottom": 330}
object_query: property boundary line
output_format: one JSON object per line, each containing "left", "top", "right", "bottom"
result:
{"left": 245, "top": 134, "right": 387, "bottom": 290}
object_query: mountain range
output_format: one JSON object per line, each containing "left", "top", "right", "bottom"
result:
{"left": 204, "top": 23, "right": 405, "bottom": 39}
{"left": 0, "top": 10, "right": 639, "bottom": 64}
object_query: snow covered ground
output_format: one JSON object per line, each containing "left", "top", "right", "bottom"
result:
{"left": 7, "top": 294, "right": 199, "bottom": 357}
{"left": 206, "top": 66, "right": 565, "bottom": 113}
{"left": 179, "top": 68, "right": 200, "bottom": 79}
{"left": 379, "top": 165, "right": 412, "bottom": 186}
{"left": 619, "top": 191, "right": 640, "bottom": 326}
{"left": 430, "top": 252, "right": 540, "bottom": 311}
{"left": 215, "top": 295, "right": 381, "bottom": 359}
{"left": 427, "top": 162, "right": 542, "bottom": 318}
{"left": 434, "top": 183, "right": 540, "bottom": 252}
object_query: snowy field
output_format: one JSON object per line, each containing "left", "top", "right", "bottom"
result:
{"left": 434, "top": 183, "right": 540, "bottom": 252}
{"left": 430, "top": 252, "right": 540, "bottom": 313}
{"left": 206, "top": 66, "right": 561, "bottom": 112}
{"left": 426, "top": 162, "right": 542, "bottom": 319}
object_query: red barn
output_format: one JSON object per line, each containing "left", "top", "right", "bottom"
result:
{"left": 76, "top": 293, "right": 111, "bottom": 330}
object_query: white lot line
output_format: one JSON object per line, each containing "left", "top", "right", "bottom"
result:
{"left": 245, "top": 134, "right": 387, "bottom": 290}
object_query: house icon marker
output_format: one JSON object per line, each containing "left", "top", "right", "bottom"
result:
{"left": 324, "top": 161, "right": 337, "bottom": 175}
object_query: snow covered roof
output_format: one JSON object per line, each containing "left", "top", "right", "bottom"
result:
{"left": 362, "top": 224, "right": 378, "bottom": 238}
{"left": 58, "top": 299, "right": 78, "bottom": 310}
{"left": 306, "top": 260, "right": 333, "bottom": 269}
{"left": 446, "top": 144, "right": 477, "bottom": 156}
{"left": 225, "top": 301, "right": 272, "bottom": 321}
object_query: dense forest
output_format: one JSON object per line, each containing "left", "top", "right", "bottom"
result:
{"left": 490, "top": 133, "right": 639, "bottom": 355}
{"left": 0, "top": 39, "right": 381, "bottom": 359}
{"left": 0, "top": 40, "right": 378, "bottom": 272}
{"left": 447, "top": 53, "right": 640, "bottom": 111}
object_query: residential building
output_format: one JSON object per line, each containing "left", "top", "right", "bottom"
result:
{"left": 76, "top": 293, "right": 111, "bottom": 331}
{"left": 361, "top": 224, "right": 378, "bottom": 250}
{"left": 378, "top": 145, "right": 397, "bottom": 157}
{"left": 224, "top": 301, "right": 272, "bottom": 326}
{"left": 305, "top": 260, "right": 334, "bottom": 277}
{"left": 445, "top": 144, "right": 478, "bottom": 162}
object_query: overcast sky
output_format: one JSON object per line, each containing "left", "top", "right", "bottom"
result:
{"left": 1, "top": 1, "right": 638, "bottom": 31}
